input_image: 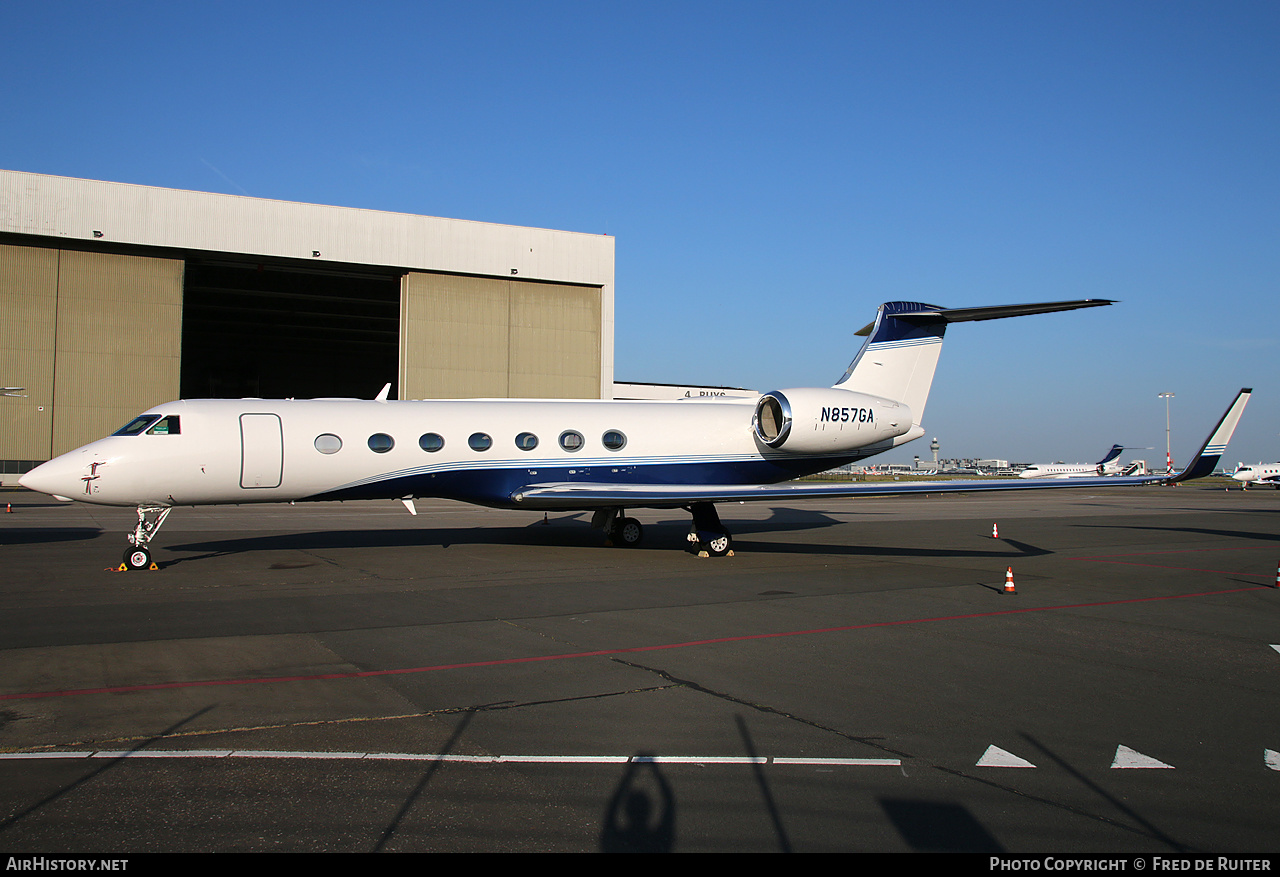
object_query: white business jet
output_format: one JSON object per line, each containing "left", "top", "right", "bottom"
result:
{"left": 19, "top": 299, "right": 1251, "bottom": 569}
{"left": 1232, "top": 462, "right": 1280, "bottom": 489}
{"left": 1018, "top": 444, "right": 1130, "bottom": 479}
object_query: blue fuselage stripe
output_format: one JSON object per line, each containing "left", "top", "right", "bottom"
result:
{"left": 305, "top": 454, "right": 870, "bottom": 507}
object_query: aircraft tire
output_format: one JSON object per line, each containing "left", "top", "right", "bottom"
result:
{"left": 705, "top": 533, "right": 732, "bottom": 557}
{"left": 124, "top": 547, "right": 151, "bottom": 571}
{"left": 617, "top": 517, "right": 644, "bottom": 548}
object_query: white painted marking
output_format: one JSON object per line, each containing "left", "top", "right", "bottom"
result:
{"left": 1111, "top": 745, "right": 1174, "bottom": 769}
{"left": 630, "top": 756, "right": 766, "bottom": 764}
{"left": 1265, "top": 749, "right": 1280, "bottom": 771}
{"left": 102, "top": 750, "right": 234, "bottom": 758}
{"left": 976, "top": 745, "right": 1036, "bottom": 768}
{"left": 489, "top": 755, "right": 631, "bottom": 764}
{"left": 1271, "top": 644, "right": 1280, "bottom": 656}
{"left": 229, "top": 750, "right": 366, "bottom": 759}
{"left": 0, "top": 750, "right": 897, "bottom": 766}
{"left": 773, "top": 758, "right": 901, "bottom": 766}
{"left": 0, "top": 751, "right": 91, "bottom": 759}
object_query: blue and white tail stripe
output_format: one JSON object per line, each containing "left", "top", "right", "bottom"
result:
{"left": 1097, "top": 445, "right": 1125, "bottom": 465}
{"left": 834, "top": 301, "right": 949, "bottom": 424}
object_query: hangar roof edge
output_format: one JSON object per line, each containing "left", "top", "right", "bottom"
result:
{"left": 0, "top": 169, "right": 613, "bottom": 286}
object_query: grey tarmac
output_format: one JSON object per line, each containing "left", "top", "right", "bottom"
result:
{"left": 0, "top": 484, "right": 1277, "bottom": 853}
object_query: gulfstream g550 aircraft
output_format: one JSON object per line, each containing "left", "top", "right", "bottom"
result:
{"left": 19, "top": 299, "right": 1251, "bottom": 569}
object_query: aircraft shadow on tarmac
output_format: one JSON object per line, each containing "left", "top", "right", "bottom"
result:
{"left": 1073, "top": 522, "right": 1280, "bottom": 544}
{"left": 161, "top": 516, "right": 1053, "bottom": 563}
{"left": 1015, "top": 731, "right": 1189, "bottom": 851}
{"left": 0, "top": 526, "right": 102, "bottom": 546}
{"left": 880, "top": 798, "right": 1004, "bottom": 853}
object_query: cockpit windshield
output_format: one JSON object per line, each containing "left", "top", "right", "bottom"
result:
{"left": 113, "top": 415, "right": 162, "bottom": 436}
{"left": 147, "top": 416, "right": 180, "bottom": 435}
{"left": 112, "top": 414, "right": 180, "bottom": 436}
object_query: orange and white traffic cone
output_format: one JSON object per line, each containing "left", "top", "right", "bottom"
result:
{"left": 992, "top": 522, "right": 999, "bottom": 539}
{"left": 1003, "top": 566, "right": 1017, "bottom": 595}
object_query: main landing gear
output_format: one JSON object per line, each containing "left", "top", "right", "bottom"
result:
{"left": 686, "top": 502, "right": 733, "bottom": 557}
{"left": 593, "top": 503, "right": 734, "bottom": 556}
{"left": 122, "top": 504, "right": 172, "bottom": 570}
{"left": 595, "top": 508, "right": 645, "bottom": 548}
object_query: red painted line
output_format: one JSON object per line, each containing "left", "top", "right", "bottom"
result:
{"left": 1071, "top": 546, "right": 1274, "bottom": 577}
{"left": 1072, "top": 547, "right": 1260, "bottom": 559}
{"left": 0, "top": 585, "right": 1268, "bottom": 703}
{"left": 1075, "top": 560, "right": 1267, "bottom": 575}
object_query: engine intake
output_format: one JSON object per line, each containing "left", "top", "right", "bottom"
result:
{"left": 752, "top": 389, "right": 912, "bottom": 454}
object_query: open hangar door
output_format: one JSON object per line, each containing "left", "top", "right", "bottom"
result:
{"left": 181, "top": 259, "right": 402, "bottom": 401}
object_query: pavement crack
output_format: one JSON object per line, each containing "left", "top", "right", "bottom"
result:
{"left": 609, "top": 657, "right": 910, "bottom": 760}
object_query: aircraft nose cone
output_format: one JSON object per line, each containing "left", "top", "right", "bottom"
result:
{"left": 19, "top": 458, "right": 81, "bottom": 500}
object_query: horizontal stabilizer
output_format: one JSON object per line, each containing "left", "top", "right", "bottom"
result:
{"left": 902, "top": 299, "right": 1116, "bottom": 324}
{"left": 855, "top": 299, "right": 1114, "bottom": 336}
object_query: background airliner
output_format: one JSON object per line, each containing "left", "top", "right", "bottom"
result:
{"left": 18, "top": 299, "right": 1251, "bottom": 569}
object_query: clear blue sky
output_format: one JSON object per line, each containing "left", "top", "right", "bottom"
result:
{"left": 4, "top": 1, "right": 1277, "bottom": 465}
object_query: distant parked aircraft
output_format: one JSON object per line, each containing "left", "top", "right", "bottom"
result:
{"left": 1232, "top": 462, "right": 1280, "bottom": 489}
{"left": 1018, "top": 444, "right": 1129, "bottom": 479}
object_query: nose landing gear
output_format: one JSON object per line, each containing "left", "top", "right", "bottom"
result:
{"left": 121, "top": 505, "right": 172, "bottom": 570}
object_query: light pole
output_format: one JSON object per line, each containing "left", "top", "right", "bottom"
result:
{"left": 1159, "top": 392, "right": 1175, "bottom": 473}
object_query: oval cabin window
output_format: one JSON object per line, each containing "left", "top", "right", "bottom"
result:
{"left": 314, "top": 434, "right": 343, "bottom": 454}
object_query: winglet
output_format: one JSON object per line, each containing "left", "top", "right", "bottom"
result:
{"left": 375, "top": 383, "right": 392, "bottom": 402}
{"left": 1168, "top": 389, "right": 1252, "bottom": 483}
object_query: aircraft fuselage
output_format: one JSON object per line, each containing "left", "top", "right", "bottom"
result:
{"left": 25, "top": 394, "right": 913, "bottom": 511}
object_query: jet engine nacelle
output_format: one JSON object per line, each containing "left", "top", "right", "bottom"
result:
{"left": 752, "top": 388, "right": 912, "bottom": 454}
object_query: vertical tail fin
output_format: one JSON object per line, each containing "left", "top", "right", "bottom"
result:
{"left": 1096, "top": 445, "right": 1126, "bottom": 466}
{"left": 834, "top": 299, "right": 1115, "bottom": 426}
{"left": 834, "top": 302, "right": 948, "bottom": 424}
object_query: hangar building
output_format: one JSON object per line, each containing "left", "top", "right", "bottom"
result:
{"left": 0, "top": 170, "right": 615, "bottom": 483}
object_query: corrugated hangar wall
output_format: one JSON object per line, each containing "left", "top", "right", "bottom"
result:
{"left": 1, "top": 171, "right": 614, "bottom": 475}
{"left": 2, "top": 243, "right": 604, "bottom": 467}
{"left": 1, "top": 243, "right": 183, "bottom": 460}
{"left": 399, "top": 272, "right": 601, "bottom": 400}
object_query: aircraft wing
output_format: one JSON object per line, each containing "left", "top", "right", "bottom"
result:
{"left": 511, "top": 388, "right": 1251, "bottom": 510}
{"left": 511, "top": 473, "right": 1162, "bottom": 509}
